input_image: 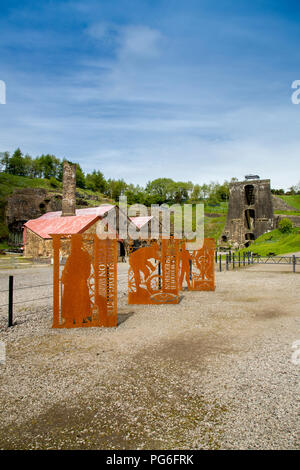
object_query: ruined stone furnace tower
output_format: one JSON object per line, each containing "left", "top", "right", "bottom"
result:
{"left": 220, "top": 178, "right": 274, "bottom": 249}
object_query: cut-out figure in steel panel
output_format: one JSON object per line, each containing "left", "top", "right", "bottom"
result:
{"left": 128, "top": 239, "right": 179, "bottom": 304}
{"left": 180, "top": 238, "right": 215, "bottom": 291}
{"left": 179, "top": 244, "right": 191, "bottom": 290}
{"left": 52, "top": 234, "right": 117, "bottom": 328}
{"left": 61, "top": 235, "right": 91, "bottom": 326}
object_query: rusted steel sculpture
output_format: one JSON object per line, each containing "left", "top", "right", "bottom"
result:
{"left": 52, "top": 234, "right": 117, "bottom": 328}
{"left": 128, "top": 239, "right": 179, "bottom": 304}
{"left": 179, "top": 238, "right": 215, "bottom": 291}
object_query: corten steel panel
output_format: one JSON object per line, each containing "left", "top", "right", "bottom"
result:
{"left": 128, "top": 239, "right": 179, "bottom": 305}
{"left": 179, "top": 238, "right": 215, "bottom": 291}
{"left": 52, "top": 233, "right": 117, "bottom": 328}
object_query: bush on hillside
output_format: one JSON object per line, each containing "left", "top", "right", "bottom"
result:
{"left": 49, "top": 177, "right": 59, "bottom": 188}
{"left": 278, "top": 218, "right": 293, "bottom": 234}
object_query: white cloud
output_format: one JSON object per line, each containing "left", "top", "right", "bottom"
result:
{"left": 119, "top": 25, "right": 162, "bottom": 59}
{"left": 86, "top": 22, "right": 163, "bottom": 59}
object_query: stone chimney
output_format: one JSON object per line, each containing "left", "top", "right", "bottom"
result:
{"left": 61, "top": 161, "right": 76, "bottom": 217}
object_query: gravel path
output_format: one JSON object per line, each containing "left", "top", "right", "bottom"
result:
{"left": 0, "top": 263, "right": 299, "bottom": 449}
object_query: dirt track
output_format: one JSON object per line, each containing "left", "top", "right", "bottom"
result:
{"left": 0, "top": 263, "right": 299, "bottom": 449}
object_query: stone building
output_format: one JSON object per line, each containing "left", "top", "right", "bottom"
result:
{"left": 23, "top": 205, "right": 118, "bottom": 258}
{"left": 22, "top": 162, "right": 169, "bottom": 259}
{"left": 220, "top": 178, "right": 274, "bottom": 248}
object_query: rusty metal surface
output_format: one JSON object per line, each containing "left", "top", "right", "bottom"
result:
{"left": 52, "top": 233, "right": 117, "bottom": 328}
{"left": 179, "top": 238, "right": 215, "bottom": 291}
{"left": 128, "top": 239, "right": 179, "bottom": 304}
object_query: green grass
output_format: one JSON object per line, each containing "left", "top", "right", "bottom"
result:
{"left": 0, "top": 173, "right": 58, "bottom": 198}
{"left": 278, "top": 195, "right": 300, "bottom": 210}
{"left": 204, "top": 215, "right": 226, "bottom": 240}
{"left": 274, "top": 210, "right": 300, "bottom": 215}
{"left": 238, "top": 228, "right": 300, "bottom": 256}
{"left": 204, "top": 201, "right": 228, "bottom": 214}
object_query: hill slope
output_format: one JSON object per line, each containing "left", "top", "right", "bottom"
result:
{"left": 240, "top": 227, "right": 300, "bottom": 256}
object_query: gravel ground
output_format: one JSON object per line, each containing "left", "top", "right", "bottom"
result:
{"left": 0, "top": 262, "right": 299, "bottom": 450}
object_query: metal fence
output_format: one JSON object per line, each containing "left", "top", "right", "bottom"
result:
{"left": 215, "top": 251, "right": 300, "bottom": 273}
{"left": 0, "top": 275, "right": 52, "bottom": 327}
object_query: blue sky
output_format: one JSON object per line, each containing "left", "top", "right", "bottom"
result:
{"left": 1, "top": 0, "right": 300, "bottom": 189}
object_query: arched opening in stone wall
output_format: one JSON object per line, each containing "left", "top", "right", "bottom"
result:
{"left": 39, "top": 203, "right": 46, "bottom": 214}
{"left": 245, "top": 209, "right": 255, "bottom": 231}
{"left": 245, "top": 185, "right": 255, "bottom": 205}
{"left": 245, "top": 233, "right": 255, "bottom": 241}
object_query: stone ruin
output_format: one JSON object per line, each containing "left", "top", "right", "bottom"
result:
{"left": 220, "top": 178, "right": 274, "bottom": 249}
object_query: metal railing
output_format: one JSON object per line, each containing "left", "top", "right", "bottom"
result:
{"left": 215, "top": 251, "right": 299, "bottom": 273}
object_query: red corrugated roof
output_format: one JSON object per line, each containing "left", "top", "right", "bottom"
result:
{"left": 24, "top": 215, "right": 99, "bottom": 239}
{"left": 39, "top": 204, "right": 115, "bottom": 219}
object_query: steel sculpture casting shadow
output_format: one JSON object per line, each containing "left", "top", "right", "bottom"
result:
{"left": 52, "top": 233, "right": 117, "bottom": 328}
{"left": 128, "top": 239, "right": 179, "bottom": 304}
{"left": 179, "top": 238, "right": 215, "bottom": 291}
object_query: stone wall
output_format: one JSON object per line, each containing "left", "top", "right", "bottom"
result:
{"left": 24, "top": 222, "right": 125, "bottom": 259}
{"left": 6, "top": 188, "right": 62, "bottom": 233}
{"left": 24, "top": 223, "right": 98, "bottom": 258}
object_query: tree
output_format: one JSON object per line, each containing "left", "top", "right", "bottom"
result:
{"left": 215, "top": 181, "right": 229, "bottom": 201}
{"left": 38, "top": 154, "right": 60, "bottom": 179}
{"left": 7, "top": 148, "right": 26, "bottom": 175}
{"left": 23, "top": 154, "right": 34, "bottom": 177}
{"left": 190, "top": 184, "right": 201, "bottom": 201}
{"left": 106, "top": 178, "right": 127, "bottom": 200}
{"left": 146, "top": 178, "right": 175, "bottom": 204}
{"left": 0, "top": 151, "right": 10, "bottom": 172}
{"left": 75, "top": 164, "right": 86, "bottom": 189}
{"left": 271, "top": 188, "right": 285, "bottom": 195}
{"left": 86, "top": 170, "right": 107, "bottom": 193}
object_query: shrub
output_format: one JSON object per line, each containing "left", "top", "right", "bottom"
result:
{"left": 49, "top": 177, "right": 59, "bottom": 188}
{"left": 278, "top": 218, "right": 293, "bottom": 233}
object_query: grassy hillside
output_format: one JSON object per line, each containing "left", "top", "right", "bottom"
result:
{"left": 203, "top": 202, "right": 227, "bottom": 241}
{"left": 278, "top": 194, "right": 300, "bottom": 211}
{"left": 204, "top": 215, "right": 226, "bottom": 240}
{"left": 239, "top": 228, "right": 300, "bottom": 256}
